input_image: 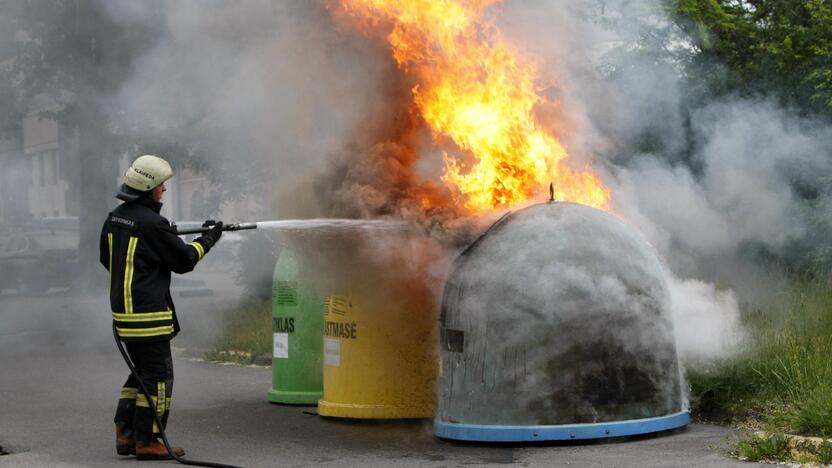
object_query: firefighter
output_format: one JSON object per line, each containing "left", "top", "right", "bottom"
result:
{"left": 99, "top": 155, "right": 223, "bottom": 460}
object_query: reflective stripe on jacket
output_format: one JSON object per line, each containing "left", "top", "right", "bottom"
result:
{"left": 99, "top": 196, "right": 212, "bottom": 342}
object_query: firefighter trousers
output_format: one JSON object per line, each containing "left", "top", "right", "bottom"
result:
{"left": 114, "top": 340, "right": 174, "bottom": 443}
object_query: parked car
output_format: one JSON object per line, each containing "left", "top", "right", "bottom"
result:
{"left": 0, "top": 217, "right": 79, "bottom": 294}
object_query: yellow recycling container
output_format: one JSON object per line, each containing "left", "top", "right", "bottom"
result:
{"left": 274, "top": 223, "right": 444, "bottom": 419}
{"left": 318, "top": 287, "right": 438, "bottom": 418}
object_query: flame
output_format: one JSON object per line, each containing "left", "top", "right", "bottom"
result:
{"left": 332, "top": 0, "right": 611, "bottom": 212}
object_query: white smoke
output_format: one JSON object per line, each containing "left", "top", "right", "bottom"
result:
{"left": 610, "top": 99, "right": 832, "bottom": 359}
{"left": 495, "top": 0, "right": 832, "bottom": 361}
{"left": 95, "top": 0, "right": 832, "bottom": 363}
{"left": 614, "top": 100, "right": 829, "bottom": 265}
{"left": 667, "top": 277, "right": 741, "bottom": 361}
{"left": 99, "top": 0, "right": 396, "bottom": 211}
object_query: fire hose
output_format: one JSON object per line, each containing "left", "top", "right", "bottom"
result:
{"left": 112, "top": 221, "right": 257, "bottom": 468}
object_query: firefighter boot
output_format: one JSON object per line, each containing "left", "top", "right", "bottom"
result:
{"left": 115, "top": 425, "right": 135, "bottom": 456}
{"left": 135, "top": 439, "right": 185, "bottom": 460}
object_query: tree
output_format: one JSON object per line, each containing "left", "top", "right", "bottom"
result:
{"left": 669, "top": 0, "right": 832, "bottom": 115}
{"left": 0, "top": 1, "right": 23, "bottom": 137}
{"left": 10, "top": 0, "right": 160, "bottom": 286}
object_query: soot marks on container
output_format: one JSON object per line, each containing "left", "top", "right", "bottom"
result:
{"left": 526, "top": 340, "right": 680, "bottom": 425}
{"left": 442, "top": 328, "right": 464, "bottom": 352}
{"left": 435, "top": 202, "right": 689, "bottom": 440}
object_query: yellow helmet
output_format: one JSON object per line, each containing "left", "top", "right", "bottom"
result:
{"left": 123, "top": 155, "right": 173, "bottom": 192}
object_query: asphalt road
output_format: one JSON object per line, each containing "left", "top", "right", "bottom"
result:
{"left": 0, "top": 274, "right": 762, "bottom": 468}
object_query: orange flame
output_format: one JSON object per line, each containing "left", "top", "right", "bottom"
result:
{"left": 332, "top": 0, "right": 611, "bottom": 212}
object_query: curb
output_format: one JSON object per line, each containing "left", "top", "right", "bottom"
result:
{"left": 753, "top": 431, "right": 832, "bottom": 464}
{"left": 187, "top": 348, "right": 272, "bottom": 367}
{"left": 252, "top": 354, "right": 272, "bottom": 366}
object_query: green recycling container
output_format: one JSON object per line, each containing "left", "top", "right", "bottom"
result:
{"left": 268, "top": 250, "right": 324, "bottom": 404}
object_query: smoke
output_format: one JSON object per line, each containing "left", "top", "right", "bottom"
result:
{"left": 668, "top": 277, "right": 741, "bottom": 362}
{"left": 98, "top": 1, "right": 395, "bottom": 208}
{"left": 77, "top": 0, "right": 832, "bottom": 362}
{"left": 613, "top": 100, "right": 832, "bottom": 272}
{"left": 480, "top": 0, "right": 832, "bottom": 362}
{"left": 607, "top": 99, "right": 832, "bottom": 360}
{"left": 317, "top": 87, "right": 467, "bottom": 235}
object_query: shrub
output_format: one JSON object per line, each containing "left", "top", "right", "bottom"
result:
{"left": 688, "top": 279, "right": 832, "bottom": 435}
{"left": 205, "top": 299, "right": 272, "bottom": 364}
{"left": 736, "top": 433, "right": 790, "bottom": 462}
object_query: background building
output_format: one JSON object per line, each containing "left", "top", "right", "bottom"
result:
{"left": 23, "top": 95, "right": 79, "bottom": 220}
{"left": 1, "top": 103, "right": 257, "bottom": 225}
{"left": 0, "top": 133, "right": 27, "bottom": 224}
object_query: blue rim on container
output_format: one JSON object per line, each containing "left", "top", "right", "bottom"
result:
{"left": 434, "top": 410, "right": 690, "bottom": 442}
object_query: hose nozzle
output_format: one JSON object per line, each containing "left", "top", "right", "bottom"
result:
{"left": 225, "top": 222, "right": 258, "bottom": 232}
{"left": 174, "top": 221, "right": 258, "bottom": 236}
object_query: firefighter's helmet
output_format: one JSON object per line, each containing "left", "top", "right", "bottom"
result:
{"left": 123, "top": 155, "right": 173, "bottom": 192}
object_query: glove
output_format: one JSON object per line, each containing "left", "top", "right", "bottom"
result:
{"left": 200, "top": 221, "right": 223, "bottom": 249}
{"left": 202, "top": 219, "right": 217, "bottom": 228}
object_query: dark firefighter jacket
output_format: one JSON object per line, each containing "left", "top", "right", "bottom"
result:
{"left": 99, "top": 196, "right": 212, "bottom": 342}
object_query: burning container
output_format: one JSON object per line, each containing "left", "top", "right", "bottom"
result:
{"left": 269, "top": 250, "right": 324, "bottom": 405}
{"left": 435, "top": 202, "right": 689, "bottom": 442}
{"left": 274, "top": 222, "right": 444, "bottom": 419}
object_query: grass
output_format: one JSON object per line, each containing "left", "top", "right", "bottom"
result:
{"left": 818, "top": 438, "right": 832, "bottom": 465}
{"left": 736, "top": 433, "right": 790, "bottom": 462}
{"left": 688, "top": 279, "right": 832, "bottom": 436}
{"left": 734, "top": 432, "right": 832, "bottom": 464}
{"left": 204, "top": 299, "right": 272, "bottom": 365}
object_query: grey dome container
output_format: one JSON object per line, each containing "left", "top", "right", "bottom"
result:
{"left": 434, "top": 202, "right": 689, "bottom": 442}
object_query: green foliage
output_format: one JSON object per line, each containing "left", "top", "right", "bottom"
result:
{"left": 689, "top": 280, "right": 832, "bottom": 435}
{"left": 791, "top": 385, "right": 832, "bottom": 435}
{"left": 818, "top": 438, "right": 832, "bottom": 464}
{"left": 802, "top": 187, "right": 832, "bottom": 276}
{"left": 736, "top": 433, "right": 790, "bottom": 462}
{"left": 205, "top": 299, "right": 272, "bottom": 365}
{"left": 735, "top": 432, "right": 832, "bottom": 464}
{"left": 669, "top": 0, "right": 832, "bottom": 114}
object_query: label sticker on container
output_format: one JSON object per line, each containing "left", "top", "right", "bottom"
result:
{"left": 275, "top": 281, "right": 297, "bottom": 306}
{"left": 324, "top": 337, "right": 340, "bottom": 367}
{"left": 324, "top": 294, "right": 351, "bottom": 317}
{"left": 273, "top": 333, "right": 289, "bottom": 359}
